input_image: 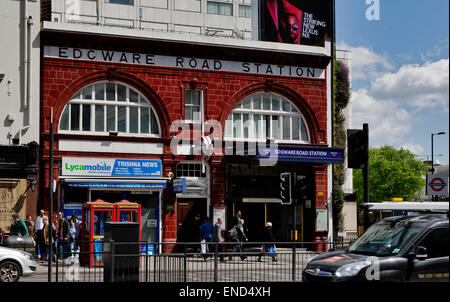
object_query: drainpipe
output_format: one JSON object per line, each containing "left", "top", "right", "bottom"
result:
{"left": 26, "top": 15, "right": 33, "bottom": 113}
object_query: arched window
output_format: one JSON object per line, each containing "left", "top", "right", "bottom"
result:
{"left": 224, "top": 92, "right": 310, "bottom": 143}
{"left": 59, "top": 82, "right": 161, "bottom": 137}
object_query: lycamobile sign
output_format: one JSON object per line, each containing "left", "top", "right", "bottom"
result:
{"left": 62, "top": 157, "right": 162, "bottom": 177}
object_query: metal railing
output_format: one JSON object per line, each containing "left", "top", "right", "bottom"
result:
{"left": 49, "top": 240, "right": 354, "bottom": 282}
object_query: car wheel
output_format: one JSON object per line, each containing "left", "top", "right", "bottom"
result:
{"left": 0, "top": 261, "right": 21, "bottom": 282}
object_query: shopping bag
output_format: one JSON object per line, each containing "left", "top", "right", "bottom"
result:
{"left": 268, "top": 246, "right": 275, "bottom": 257}
{"left": 201, "top": 239, "right": 206, "bottom": 254}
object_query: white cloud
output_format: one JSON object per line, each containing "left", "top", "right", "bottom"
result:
{"left": 351, "top": 89, "right": 412, "bottom": 145}
{"left": 337, "top": 41, "right": 394, "bottom": 80}
{"left": 370, "top": 59, "right": 449, "bottom": 110}
{"left": 400, "top": 142, "right": 425, "bottom": 156}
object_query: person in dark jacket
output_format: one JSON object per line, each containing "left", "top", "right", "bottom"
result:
{"left": 212, "top": 218, "right": 225, "bottom": 262}
{"left": 10, "top": 214, "right": 29, "bottom": 236}
{"left": 199, "top": 217, "right": 213, "bottom": 259}
{"left": 258, "top": 222, "right": 277, "bottom": 262}
{"left": 57, "top": 213, "right": 70, "bottom": 260}
{"left": 228, "top": 219, "right": 248, "bottom": 261}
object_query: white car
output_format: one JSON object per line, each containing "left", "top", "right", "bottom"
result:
{"left": 0, "top": 246, "right": 37, "bottom": 282}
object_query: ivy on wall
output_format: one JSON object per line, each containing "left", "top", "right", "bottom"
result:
{"left": 333, "top": 59, "right": 350, "bottom": 233}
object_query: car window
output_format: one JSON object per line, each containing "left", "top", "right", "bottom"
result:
{"left": 416, "top": 227, "right": 449, "bottom": 258}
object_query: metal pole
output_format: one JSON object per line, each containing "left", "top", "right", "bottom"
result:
{"left": 363, "top": 123, "right": 370, "bottom": 230}
{"left": 48, "top": 108, "right": 54, "bottom": 282}
{"left": 431, "top": 134, "right": 435, "bottom": 201}
{"left": 214, "top": 242, "right": 218, "bottom": 283}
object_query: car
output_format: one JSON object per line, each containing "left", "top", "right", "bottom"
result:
{"left": 303, "top": 214, "right": 449, "bottom": 282}
{"left": 0, "top": 246, "right": 37, "bottom": 282}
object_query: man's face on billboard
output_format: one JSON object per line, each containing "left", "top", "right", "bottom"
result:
{"left": 281, "top": 14, "right": 300, "bottom": 43}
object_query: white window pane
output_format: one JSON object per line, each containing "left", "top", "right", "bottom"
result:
{"left": 95, "top": 83, "right": 105, "bottom": 101}
{"left": 243, "top": 114, "right": 249, "bottom": 138}
{"left": 129, "top": 107, "right": 139, "bottom": 133}
{"left": 95, "top": 105, "right": 104, "bottom": 132}
{"left": 282, "top": 100, "right": 290, "bottom": 112}
{"left": 271, "top": 116, "right": 280, "bottom": 139}
{"left": 129, "top": 89, "right": 138, "bottom": 103}
{"left": 253, "top": 114, "right": 261, "bottom": 139}
{"left": 106, "top": 83, "right": 116, "bottom": 101}
{"left": 301, "top": 118, "right": 309, "bottom": 141}
{"left": 263, "top": 95, "right": 271, "bottom": 110}
{"left": 150, "top": 110, "right": 159, "bottom": 135}
{"left": 70, "top": 104, "right": 80, "bottom": 131}
{"left": 60, "top": 105, "right": 70, "bottom": 130}
{"left": 242, "top": 97, "right": 251, "bottom": 109}
{"left": 192, "top": 91, "right": 201, "bottom": 105}
{"left": 185, "top": 106, "right": 192, "bottom": 121}
{"left": 283, "top": 116, "right": 291, "bottom": 140}
{"left": 225, "top": 116, "right": 233, "bottom": 138}
{"left": 185, "top": 90, "right": 192, "bottom": 104}
{"left": 253, "top": 94, "right": 261, "bottom": 110}
{"left": 292, "top": 117, "right": 300, "bottom": 140}
{"left": 263, "top": 115, "right": 270, "bottom": 138}
{"left": 117, "top": 84, "right": 126, "bottom": 102}
{"left": 82, "top": 104, "right": 91, "bottom": 131}
{"left": 192, "top": 106, "right": 201, "bottom": 121}
{"left": 272, "top": 97, "right": 280, "bottom": 111}
{"left": 106, "top": 105, "right": 116, "bottom": 131}
{"left": 140, "top": 107, "right": 150, "bottom": 134}
{"left": 233, "top": 113, "right": 241, "bottom": 138}
{"left": 118, "top": 106, "right": 127, "bottom": 132}
{"left": 81, "top": 85, "right": 92, "bottom": 100}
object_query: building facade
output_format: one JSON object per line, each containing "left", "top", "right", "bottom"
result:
{"left": 39, "top": 0, "right": 343, "bottom": 248}
{"left": 0, "top": 0, "right": 41, "bottom": 232}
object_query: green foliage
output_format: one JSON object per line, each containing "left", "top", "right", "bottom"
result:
{"left": 353, "top": 146, "right": 428, "bottom": 207}
{"left": 332, "top": 59, "right": 351, "bottom": 233}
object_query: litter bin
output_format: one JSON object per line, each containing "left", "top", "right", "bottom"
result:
{"left": 103, "top": 222, "right": 140, "bottom": 282}
{"left": 2, "top": 236, "right": 36, "bottom": 257}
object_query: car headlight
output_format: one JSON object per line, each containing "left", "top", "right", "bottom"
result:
{"left": 20, "top": 252, "right": 34, "bottom": 261}
{"left": 335, "top": 261, "right": 372, "bottom": 278}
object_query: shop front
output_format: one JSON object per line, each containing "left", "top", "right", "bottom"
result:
{"left": 59, "top": 157, "right": 168, "bottom": 244}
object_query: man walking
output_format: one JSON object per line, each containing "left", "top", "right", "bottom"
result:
{"left": 228, "top": 219, "right": 248, "bottom": 261}
{"left": 212, "top": 218, "right": 225, "bottom": 262}
{"left": 57, "top": 213, "right": 70, "bottom": 260}
{"left": 199, "top": 217, "right": 213, "bottom": 260}
{"left": 258, "top": 222, "right": 277, "bottom": 262}
{"left": 35, "top": 210, "right": 47, "bottom": 260}
{"left": 10, "top": 214, "right": 28, "bottom": 236}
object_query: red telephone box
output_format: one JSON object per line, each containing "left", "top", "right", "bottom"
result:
{"left": 81, "top": 199, "right": 114, "bottom": 267}
{"left": 114, "top": 200, "right": 141, "bottom": 241}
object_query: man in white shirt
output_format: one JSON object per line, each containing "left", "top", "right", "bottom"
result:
{"left": 34, "top": 209, "right": 47, "bottom": 260}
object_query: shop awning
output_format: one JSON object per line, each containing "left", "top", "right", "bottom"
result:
{"left": 59, "top": 176, "right": 170, "bottom": 190}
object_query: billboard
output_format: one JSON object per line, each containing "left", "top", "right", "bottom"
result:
{"left": 259, "top": 0, "right": 333, "bottom": 47}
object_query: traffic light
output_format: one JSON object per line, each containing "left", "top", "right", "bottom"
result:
{"left": 295, "top": 175, "right": 310, "bottom": 204}
{"left": 347, "top": 128, "right": 368, "bottom": 169}
{"left": 280, "top": 172, "right": 292, "bottom": 205}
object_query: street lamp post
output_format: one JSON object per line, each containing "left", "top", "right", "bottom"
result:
{"left": 431, "top": 131, "right": 446, "bottom": 201}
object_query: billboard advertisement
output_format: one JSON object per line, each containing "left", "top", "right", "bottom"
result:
{"left": 260, "top": 0, "right": 333, "bottom": 47}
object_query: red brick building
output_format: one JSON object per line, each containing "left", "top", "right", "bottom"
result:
{"left": 39, "top": 26, "right": 342, "bottom": 249}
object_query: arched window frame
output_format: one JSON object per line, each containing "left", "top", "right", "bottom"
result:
{"left": 224, "top": 92, "right": 311, "bottom": 144}
{"left": 58, "top": 81, "right": 161, "bottom": 137}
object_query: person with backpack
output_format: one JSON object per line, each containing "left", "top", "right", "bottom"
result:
{"left": 199, "top": 217, "right": 213, "bottom": 260}
{"left": 227, "top": 219, "right": 248, "bottom": 261}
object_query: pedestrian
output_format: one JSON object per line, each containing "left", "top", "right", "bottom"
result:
{"left": 258, "top": 222, "right": 277, "bottom": 262}
{"left": 57, "top": 212, "right": 70, "bottom": 260}
{"left": 10, "top": 214, "right": 28, "bottom": 236}
{"left": 71, "top": 214, "right": 81, "bottom": 256}
{"left": 34, "top": 209, "right": 47, "bottom": 260}
{"left": 234, "top": 210, "right": 242, "bottom": 226}
{"left": 199, "top": 217, "right": 213, "bottom": 260}
{"left": 191, "top": 213, "right": 202, "bottom": 256}
{"left": 43, "top": 216, "right": 56, "bottom": 261}
{"left": 228, "top": 219, "right": 248, "bottom": 261}
{"left": 212, "top": 217, "right": 225, "bottom": 262}
{"left": 25, "top": 215, "right": 35, "bottom": 238}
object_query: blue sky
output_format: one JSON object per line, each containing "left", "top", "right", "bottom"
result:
{"left": 336, "top": 0, "right": 449, "bottom": 166}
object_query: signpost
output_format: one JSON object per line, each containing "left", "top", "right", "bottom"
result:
{"left": 426, "top": 175, "right": 449, "bottom": 196}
